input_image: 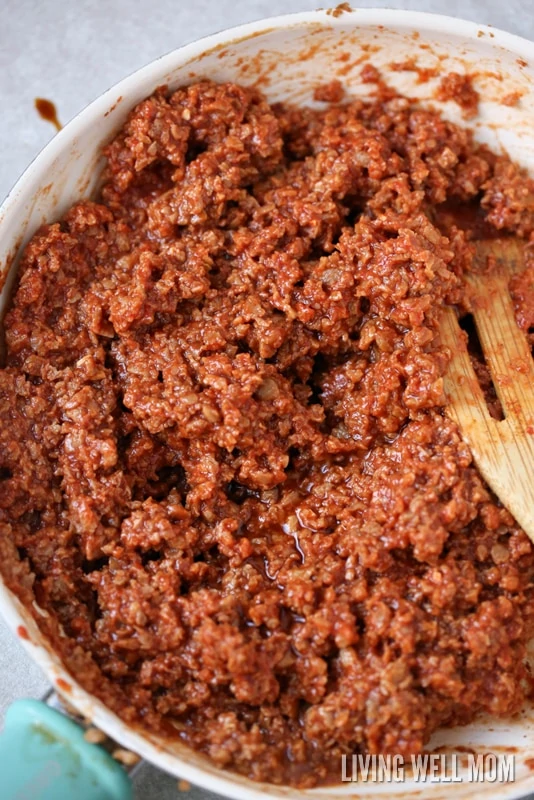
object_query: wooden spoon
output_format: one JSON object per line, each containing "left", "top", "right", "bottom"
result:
{"left": 440, "top": 238, "right": 534, "bottom": 541}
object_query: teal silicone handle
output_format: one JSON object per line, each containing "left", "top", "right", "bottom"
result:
{"left": 0, "top": 699, "right": 133, "bottom": 800}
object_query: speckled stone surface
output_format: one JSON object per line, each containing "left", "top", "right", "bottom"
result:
{"left": 0, "top": 1, "right": 533, "bottom": 797}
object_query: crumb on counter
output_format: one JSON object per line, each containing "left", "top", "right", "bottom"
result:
{"left": 84, "top": 726, "right": 108, "bottom": 745}
{"left": 112, "top": 748, "right": 141, "bottom": 767}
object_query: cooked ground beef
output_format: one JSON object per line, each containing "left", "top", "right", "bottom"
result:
{"left": 436, "top": 71, "right": 480, "bottom": 119}
{"left": 2, "top": 76, "right": 534, "bottom": 788}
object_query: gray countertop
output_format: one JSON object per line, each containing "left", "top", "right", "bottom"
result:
{"left": 1, "top": 0, "right": 533, "bottom": 797}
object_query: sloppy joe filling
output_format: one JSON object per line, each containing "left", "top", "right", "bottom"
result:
{"left": 1, "top": 77, "right": 534, "bottom": 787}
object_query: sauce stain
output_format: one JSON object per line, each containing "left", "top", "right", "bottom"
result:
{"left": 56, "top": 677, "right": 72, "bottom": 693}
{"left": 326, "top": 2, "right": 353, "bottom": 17}
{"left": 17, "top": 625, "right": 30, "bottom": 640}
{"left": 34, "top": 98, "right": 62, "bottom": 132}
